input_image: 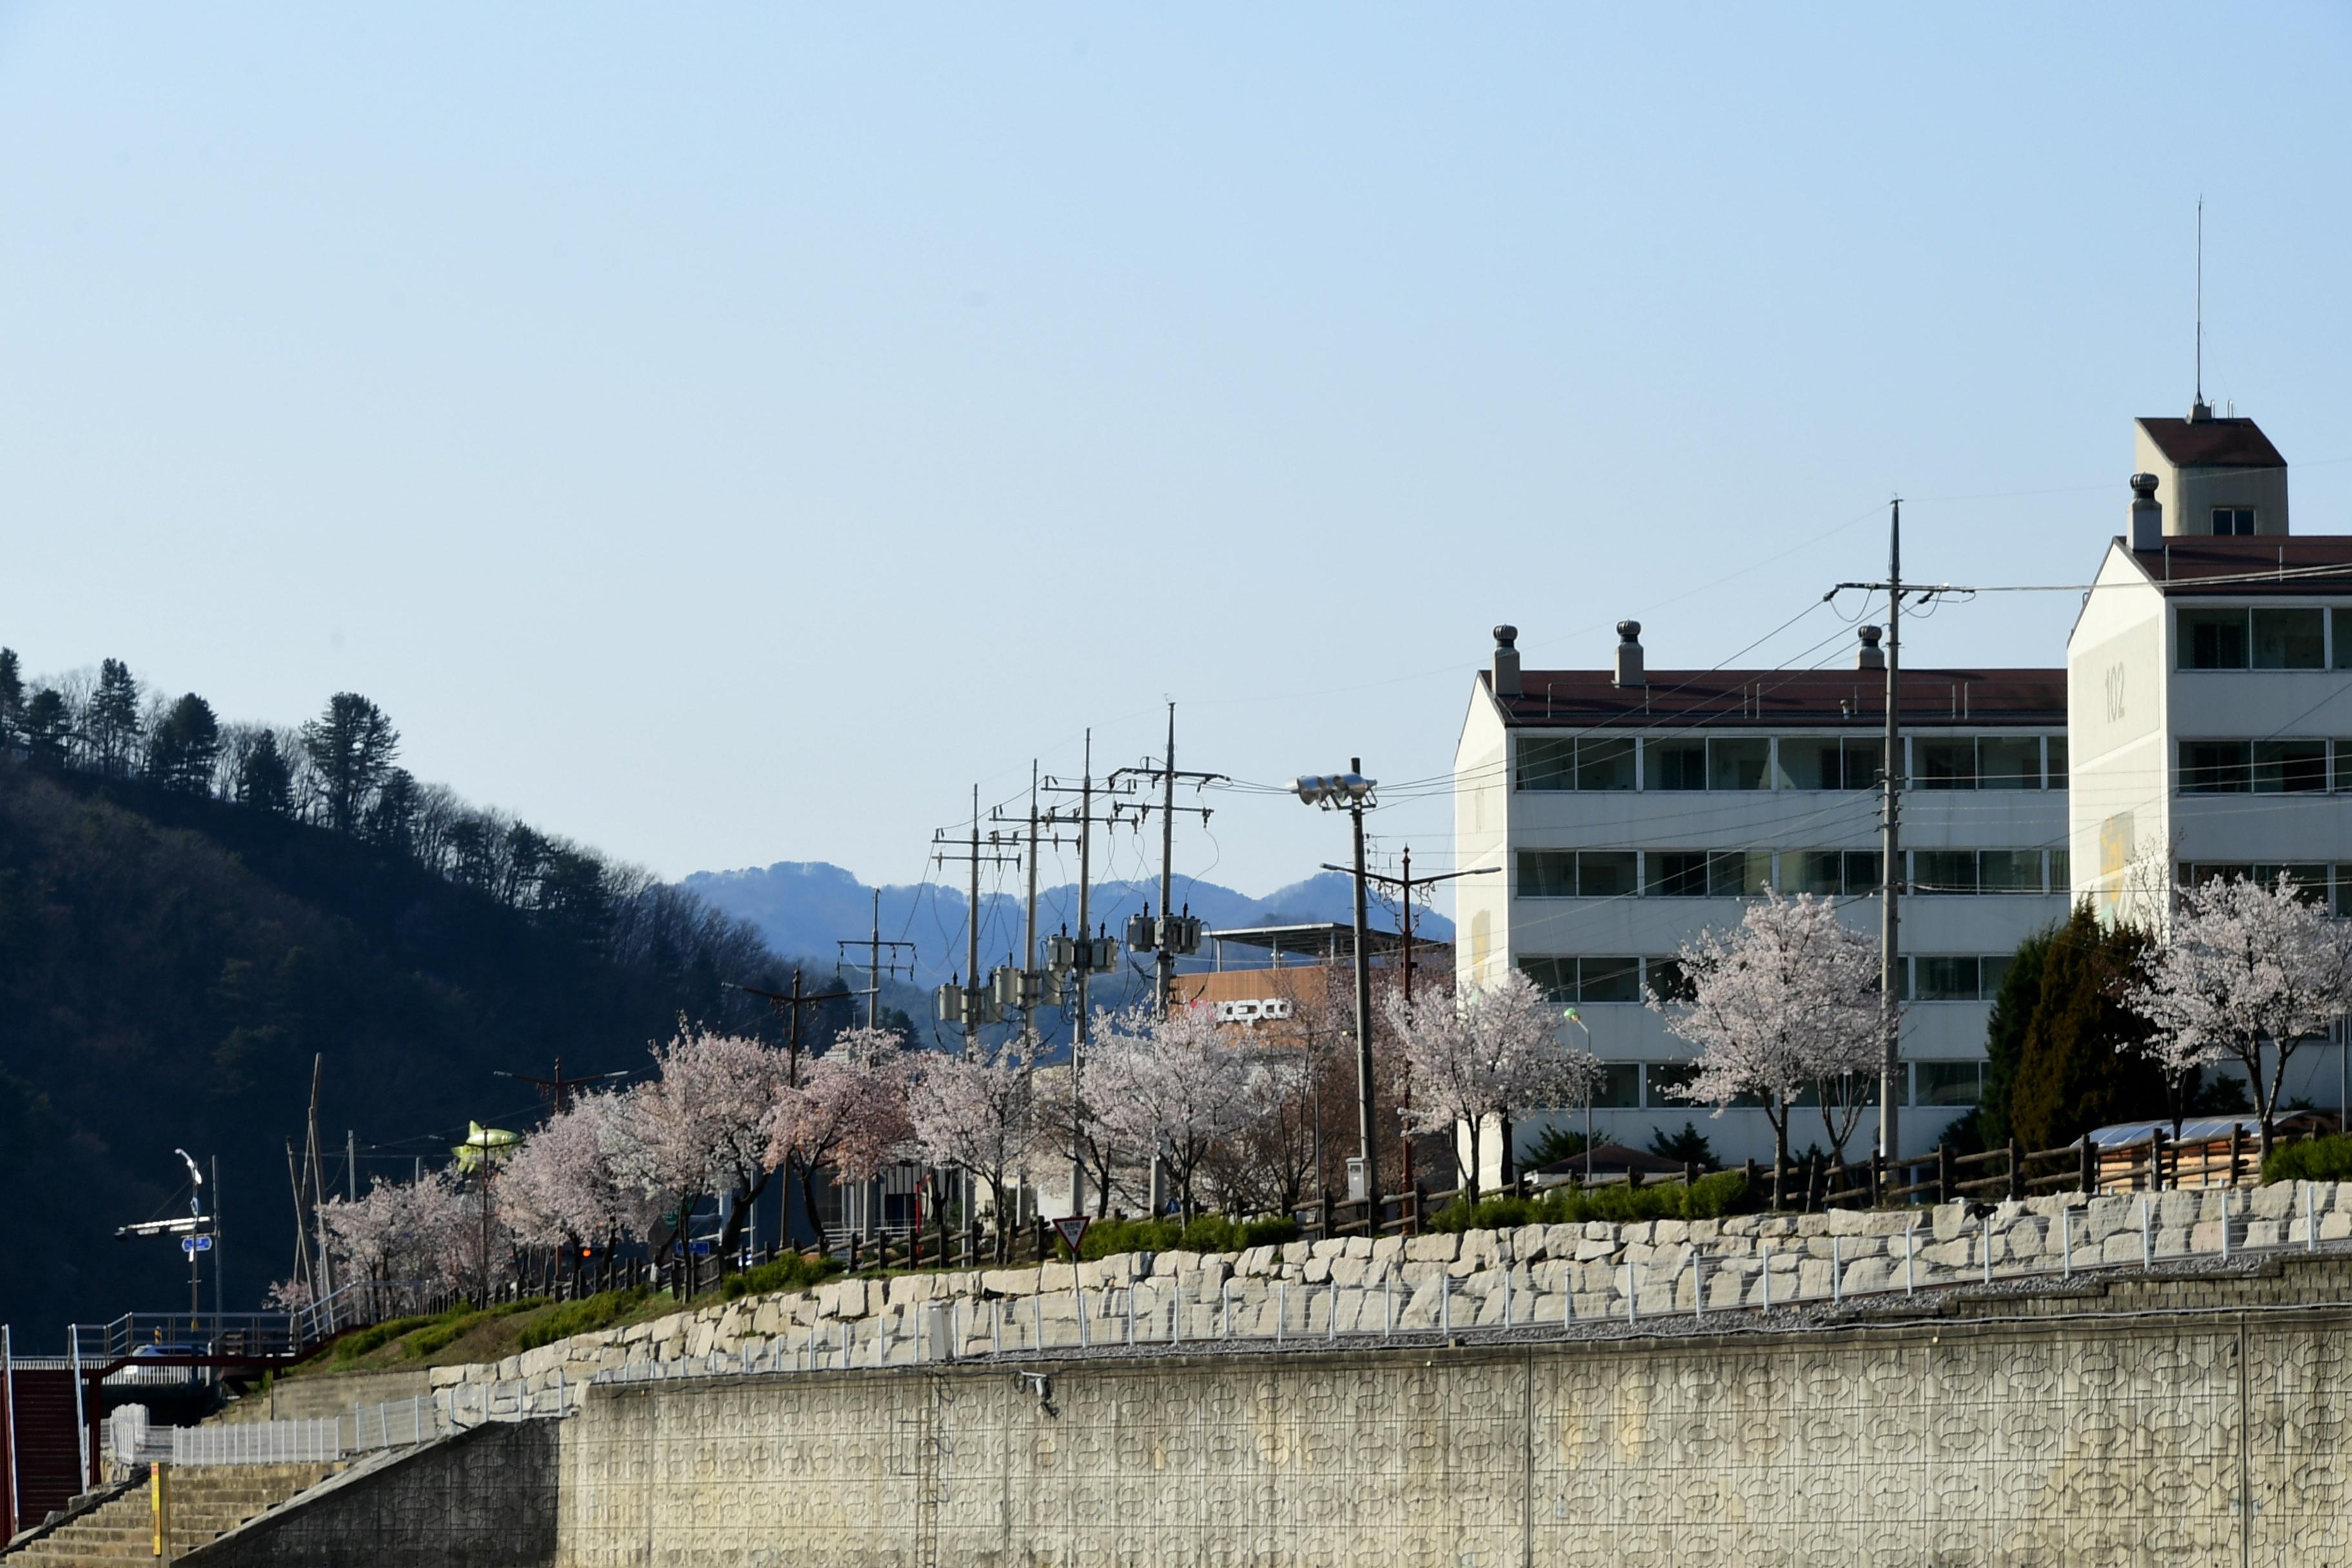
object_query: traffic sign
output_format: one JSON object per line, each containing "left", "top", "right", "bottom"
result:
{"left": 689, "top": 1239, "right": 712, "bottom": 1257}
{"left": 181, "top": 1235, "right": 213, "bottom": 1253}
{"left": 1052, "top": 1216, "right": 1090, "bottom": 1255}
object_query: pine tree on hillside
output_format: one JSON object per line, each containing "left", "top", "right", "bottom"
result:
{"left": 85, "top": 658, "right": 142, "bottom": 778}
{"left": 2007, "top": 906, "right": 2165, "bottom": 1152}
{"left": 1975, "top": 923, "right": 2057, "bottom": 1148}
{"left": 0, "top": 647, "right": 21, "bottom": 744}
{"left": 23, "top": 689, "right": 71, "bottom": 769}
{"left": 300, "top": 692, "right": 399, "bottom": 834}
{"left": 146, "top": 693, "right": 222, "bottom": 795}
{"left": 235, "top": 729, "right": 294, "bottom": 814}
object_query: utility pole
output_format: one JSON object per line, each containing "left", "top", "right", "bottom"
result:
{"left": 836, "top": 889, "right": 916, "bottom": 1031}
{"left": 493, "top": 1060, "right": 633, "bottom": 1117}
{"left": 931, "top": 785, "right": 1016, "bottom": 1043}
{"left": 1110, "top": 703, "right": 1223, "bottom": 1018}
{"left": 306, "top": 1055, "right": 335, "bottom": 1307}
{"left": 1039, "top": 732, "right": 1126, "bottom": 1216}
{"left": 1343, "top": 846, "right": 1498, "bottom": 1187}
{"left": 725, "top": 970, "right": 845, "bottom": 1250}
{"left": 1832, "top": 503, "right": 1977, "bottom": 1171}
{"left": 1294, "top": 764, "right": 1380, "bottom": 1213}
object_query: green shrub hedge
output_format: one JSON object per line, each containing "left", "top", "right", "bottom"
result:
{"left": 1428, "top": 1170, "right": 1750, "bottom": 1233}
{"left": 1070, "top": 1213, "right": 1301, "bottom": 1260}
{"left": 2262, "top": 1133, "right": 2352, "bottom": 1185}
{"left": 515, "top": 1287, "right": 656, "bottom": 1351}
{"left": 720, "top": 1253, "right": 841, "bottom": 1299}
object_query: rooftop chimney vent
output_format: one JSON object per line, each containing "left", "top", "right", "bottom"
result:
{"left": 2129, "top": 472, "right": 2163, "bottom": 551}
{"left": 1857, "top": 625, "right": 1885, "bottom": 671}
{"left": 1614, "top": 620, "right": 1645, "bottom": 688}
{"left": 1491, "top": 625, "right": 1520, "bottom": 698}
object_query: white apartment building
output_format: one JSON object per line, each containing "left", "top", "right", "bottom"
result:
{"left": 1453, "top": 622, "right": 2068, "bottom": 1169}
{"left": 2070, "top": 409, "right": 2350, "bottom": 1108}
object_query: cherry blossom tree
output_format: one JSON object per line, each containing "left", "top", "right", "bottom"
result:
{"left": 1087, "top": 1003, "right": 1259, "bottom": 1217}
{"left": 1029, "top": 1058, "right": 1130, "bottom": 1219}
{"left": 1384, "top": 967, "right": 1600, "bottom": 1199}
{"left": 1202, "top": 1053, "right": 1318, "bottom": 1216}
{"left": 605, "top": 1026, "right": 782, "bottom": 1264}
{"left": 1646, "top": 891, "right": 1883, "bottom": 1185}
{"left": 763, "top": 1025, "right": 915, "bottom": 1240}
{"left": 502, "top": 1092, "right": 651, "bottom": 1270}
{"left": 906, "top": 1029, "right": 1037, "bottom": 1259}
{"left": 2126, "top": 872, "right": 2352, "bottom": 1157}
{"left": 319, "top": 1167, "right": 479, "bottom": 1294}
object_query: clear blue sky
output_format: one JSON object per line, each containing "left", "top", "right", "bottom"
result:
{"left": 3, "top": 5, "right": 2347, "bottom": 912}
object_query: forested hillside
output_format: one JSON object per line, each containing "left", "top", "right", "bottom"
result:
{"left": 0, "top": 650, "right": 828, "bottom": 1331}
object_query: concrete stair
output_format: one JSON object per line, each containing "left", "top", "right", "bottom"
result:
{"left": 3, "top": 1463, "right": 342, "bottom": 1566}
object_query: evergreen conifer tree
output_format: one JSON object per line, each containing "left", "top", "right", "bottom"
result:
{"left": 2007, "top": 906, "right": 2165, "bottom": 1151}
{"left": 301, "top": 692, "right": 398, "bottom": 834}
{"left": 22, "top": 689, "right": 70, "bottom": 769}
{"left": 0, "top": 647, "right": 21, "bottom": 745}
{"left": 235, "top": 730, "right": 293, "bottom": 815}
{"left": 85, "top": 658, "right": 142, "bottom": 777}
{"left": 1975, "top": 923, "right": 2056, "bottom": 1148}
{"left": 146, "top": 694, "right": 222, "bottom": 795}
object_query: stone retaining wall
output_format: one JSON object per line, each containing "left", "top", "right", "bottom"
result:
{"left": 424, "top": 1181, "right": 2352, "bottom": 1409}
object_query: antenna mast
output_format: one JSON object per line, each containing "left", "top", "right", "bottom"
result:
{"left": 2195, "top": 196, "right": 2204, "bottom": 411}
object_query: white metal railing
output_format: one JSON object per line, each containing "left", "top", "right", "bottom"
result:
{"left": 586, "top": 1184, "right": 2345, "bottom": 1384}
{"left": 171, "top": 1419, "right": 345, "bottom": 1466}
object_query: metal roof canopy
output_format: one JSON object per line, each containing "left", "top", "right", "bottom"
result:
{"left": 1201, "top": 922, "right": 1417, "bottom": 966}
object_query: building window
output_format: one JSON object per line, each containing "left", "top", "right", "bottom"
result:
{"left": 1707, "top": 737, "right": 1772, "bottom": 790}
{"left": 1516, "top": 851, "right": 1577, "bottom": 897}
{"left": 2046, "top": 737, "right": 2068, "bottom": 788}
{"left": 1645, "top": 1060, "right": 1764, "bottom": 1109}
{"left": 1513, "top": 737, "right": 1576, "bottom": 791}
{"left": 1977, "top": 850, "right": 2044, "bottom": 893}
{"left": 2182, "top": 863, "right": 2329, "bottom": 907}
{"left": 2048, "top": 850, "right": 2070, "bottom": 890}
{"left": 1916, "top": 1061, "right": 1981, "bottom": 1107}
{"left": 1913, "top": 851, "right": 1978, "bottom": 894}
{"left": 2335, "top": 741, "right": 2352, "bottom": 793}
{"left": 1644, "top": 957, "right": 1692, "bottom": 1003}
{"left": 2179, "top": 608, "right": 2249, "bottom": 670}
{"left": 1916, "top": 739, "right": 1977, "bottom": 789}
{"left": 2180, "top": 740, "right": 2253, "bottom": 793}
{"left": 2212, "top": 507, "right": 2257, "bottom": 536}
{"left": 1977, "top": 737, "right": 2042, "bottom": 790}
{"left": 1981, "top": 954, "right": 2012, "bottom": 994}
{"left": 1578, "top": 737, "right": 1636, "bottom": 791}
{"left": 2252, "top": 608, "right": 2326, "bottom": 670}
{"left": 2335, "top": 609, "right": 2352, "bottom": 671}
{"left": 1517, "top": 956, "right": 1576, "bottom": 1000}
{"left": 1843, "top": 850, "right": 1883, "bottom": 892}
{"left": 1577, "top": 956, "right": 1642, "bottom": 1003}
{"left": 2254, "top": 740, "right": 2329, "bottom": 794}
{"left": 1917, "top": 956, "right": 1981, "bottom": 1000}
{"left": 1786, "top": 850, "right": 1842, "bottom": 896}
{"left": 1590, "top": 1064, "right": 1642, "bottom": 1109}
{"left": 1790, "top": 1073, "right": 1880, "bottom": 1109}
{"left": 1645, "top": 850, "right": 1770, "bottom": 897}
{"left": 1778, "top": 736, "right": 1883, "bottom": 790}
{"left": 1645, "top": 740, "right": 1706, "bottom": 792}
{"left": 1578, "top": 851, "right": 1638, "bottom": 897}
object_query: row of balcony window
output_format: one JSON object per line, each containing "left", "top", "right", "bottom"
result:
{"left": 1567, "top": 1059, "right": 1981, "bottom": 1112}
{"left": 2179, "top": 863, "right": 2352, "bottom": 918}
{"left": 2177, "top": 739, "right": 2352, "bottom": 794}
{"left": 1519, "top": 952, "right": 2014, "bottom": 1006}
{"left": 1513, "top": 734, "right": 2066, "bottom": 793}
{"left": 2177, "top": 605, "right": 2352, "bottom": 672}
{"left": 1514, "top": 847, "right": 2070, "bottom": 899}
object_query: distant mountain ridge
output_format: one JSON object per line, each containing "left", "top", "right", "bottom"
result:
{"left": 681, "top": 860, "right": 1454, "bottom": 992}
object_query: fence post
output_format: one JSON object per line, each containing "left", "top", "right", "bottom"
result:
{"left": 1904, "top": 1220, "right": 1916, "bottom": 1296}
{"left": 1410, "top": 1185, "right": 1426, "bottom": 1237}
{"left": 2081, "top": 1138, "right": 2099, "bottom": 1196}
{"left": 1937, "top": 1144, "right": 1955, "bottom": 1207}
{"left": 1868, "top": 1149, "right": 1884, "bottom": 1210}
{"left": 2149, "top": 1128, "right": 2168, "bottom": 1193}
{"left": 1623, "top": 1262, "right": 1636, "bottom": 1326}
{"left": 1743, "top": 1158, "right": 1759, "bottom": 1200}
{"left": 1830, "top": 1235, "right": 1842, "bottom": 1308}
{"left": 2229, "top": 1123, "right": 2245, "bottom": 1186}
{"left": 1683, "top": 1161, "right": 1698, "bottom": 1190}
{"left": 2306, "top": 1182, "right": 2318, "bottom": 1253}
{"left": 2060, "top": 1206, "right": 2072, "bottom": 1280}
{"left": 1761, "top": 1243, "right": 1772, "bottom": 1311}
{"left": 2006, "top": 1137, "right": 2025, "bottom": 1202}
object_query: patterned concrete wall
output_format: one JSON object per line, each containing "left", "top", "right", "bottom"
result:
{"left": 554, "top": 1310, "right": 2352, "bottom": 1567}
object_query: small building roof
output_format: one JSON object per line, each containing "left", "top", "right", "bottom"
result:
{"left": 1492, "top": 668, "right": 2065, "bottom": 729}
{"left": 2121, "top": 535, "right": 2352, "bottom": 596}
{"left": 2136, "top": 416, "right": 2287, "bottom": 471}
{"left": 1201, "top": 922, "right": 1410, "bottom": 961}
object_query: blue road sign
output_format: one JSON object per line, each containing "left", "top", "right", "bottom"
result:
{"left": 689, "top": 1239, "right": 712, "bottom": 1257}
{"left": 181, "top": 1235, "right": 213, "bottom": 1253}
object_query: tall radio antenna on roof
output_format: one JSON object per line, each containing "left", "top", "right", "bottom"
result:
{"left": 2195, "top": 196, "right": 2204, "bottom": 410}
